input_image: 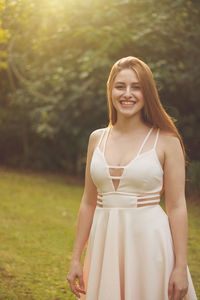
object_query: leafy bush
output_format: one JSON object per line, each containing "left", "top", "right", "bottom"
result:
{"left": 0, "top": 0, "right": 200, "bottom": 174}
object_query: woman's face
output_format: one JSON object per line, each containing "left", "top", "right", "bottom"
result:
{"left": 111, "top": 68, "right": 144, "bottom": 119}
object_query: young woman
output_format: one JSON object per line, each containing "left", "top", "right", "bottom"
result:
{"left": 67, "top": 56, "right": 197, "bottom": 300}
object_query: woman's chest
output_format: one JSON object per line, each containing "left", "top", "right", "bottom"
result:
{"left": 90, "top": 148, "right": 164, "bottom": 193}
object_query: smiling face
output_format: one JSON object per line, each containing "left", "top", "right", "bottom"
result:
{"left": 111, "top": 68, "right": 145, "bottom": 119}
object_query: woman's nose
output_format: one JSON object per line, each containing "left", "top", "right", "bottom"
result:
{"left": 124, "top": 87, "right": 132, "bottom": 97}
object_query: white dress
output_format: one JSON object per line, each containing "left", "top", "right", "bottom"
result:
{"left": 80, "top": 126, "right": 197, "bottom": 300}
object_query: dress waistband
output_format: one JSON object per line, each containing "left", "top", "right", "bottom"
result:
{"left": 97, "top": 192, "right": 160, "bottom": 208}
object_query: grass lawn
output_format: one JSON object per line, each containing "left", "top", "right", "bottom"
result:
{"left": 0, "top": 167, "right": 199, "bottom": 299}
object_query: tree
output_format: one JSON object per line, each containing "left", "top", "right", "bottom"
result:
{"left": 0, "top": 0, "right": 9, "bottom": 69}
{"left": 0, "top": 0, "right": 199, "bottom": 173}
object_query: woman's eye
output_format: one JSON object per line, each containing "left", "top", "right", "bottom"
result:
{"left": 115, "top": 85, "right": 141, "bottom": 90}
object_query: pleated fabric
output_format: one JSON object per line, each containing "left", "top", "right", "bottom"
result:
{"left": 80, "top": 205, "right": 197, "bottom": 300}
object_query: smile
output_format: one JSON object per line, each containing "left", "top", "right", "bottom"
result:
{"left": 120, "top": 100, "right": 136, "bottom": 105}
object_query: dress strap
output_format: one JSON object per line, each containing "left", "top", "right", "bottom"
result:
{"left": 102, "top": 127, "right": 111, "bottom": 154}
{"left": 153, "top": 128, "right": 160, "bottom": 149}
{"left": 96, "top": 128, "right": 107, "bottom": 148}
{"left": 137, "top": 127, "right": 154, "bottom": 157}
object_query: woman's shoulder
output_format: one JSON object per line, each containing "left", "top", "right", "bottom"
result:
{"left": 90, "top": 127, "right": 106, "bottom": 138}
{"left": 158, "top": 129, "right": 183, "bottom": 155}
{"left": 159, "top": 129, "right": 179, "bottom": 141}
{"left": 88, "top": 127, "right": 107, "bottom": 148}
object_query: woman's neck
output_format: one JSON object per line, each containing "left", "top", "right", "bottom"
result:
{"left": 113, "top": 114, "right": 148, "bottom": 133}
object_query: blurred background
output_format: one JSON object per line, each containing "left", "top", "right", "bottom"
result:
{"left": 0, "top": 0, "right": 199, "bottom": 299}
{"left": 0, "top": 0, "right": 199, "bottom": 182}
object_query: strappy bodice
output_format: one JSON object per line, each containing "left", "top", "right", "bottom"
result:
{"left": 90, "top": 126, "right": 163, "bottom": 208}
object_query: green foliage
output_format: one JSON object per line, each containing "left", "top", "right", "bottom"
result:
{"left": 0, "top": 0, "right": 200, "bottom": 173}
{"left": 0, "top": 0, "right": 10, "bottom": 69}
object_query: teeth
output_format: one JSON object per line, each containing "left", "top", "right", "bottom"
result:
{"left": 121, "top": 101, "right": 135, "bottom": 105}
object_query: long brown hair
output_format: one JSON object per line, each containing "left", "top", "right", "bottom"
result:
{"left": 106, "top": 56, "right": 186, "bottom": 161}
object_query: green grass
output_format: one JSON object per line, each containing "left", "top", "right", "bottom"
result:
{"left": 0, "top": 168, "right": 199, "bottom": 299}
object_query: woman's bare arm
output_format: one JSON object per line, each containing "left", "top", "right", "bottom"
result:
{"left": 70, "top": 129, "right": 103, "bottom": 263}
{"left": 67, "top": 129, "right": 104, "bottom": 298}
{"left": 164, "top": 134, "right": 188, "bottom": 268}
{"left": 163, "top": 133, "right": 189, "bottom": 298}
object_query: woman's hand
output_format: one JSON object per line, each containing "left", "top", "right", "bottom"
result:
{"left": 67, "top": 260, "right": 86, "bottom": 298}
{"left": 168, "top": 266, "right": 188, "bottom": 300}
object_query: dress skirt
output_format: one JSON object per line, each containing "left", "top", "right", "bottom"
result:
{"left": 80, "top": 205, "right": 197, "bottom": 300}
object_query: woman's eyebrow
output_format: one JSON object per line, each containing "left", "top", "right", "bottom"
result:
{"left": 115, "top": 81, "right": 140, "bottom": 84}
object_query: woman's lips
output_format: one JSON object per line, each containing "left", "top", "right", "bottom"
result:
{"left": 120, "top": 100, "right": 136, "bottom": 107}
